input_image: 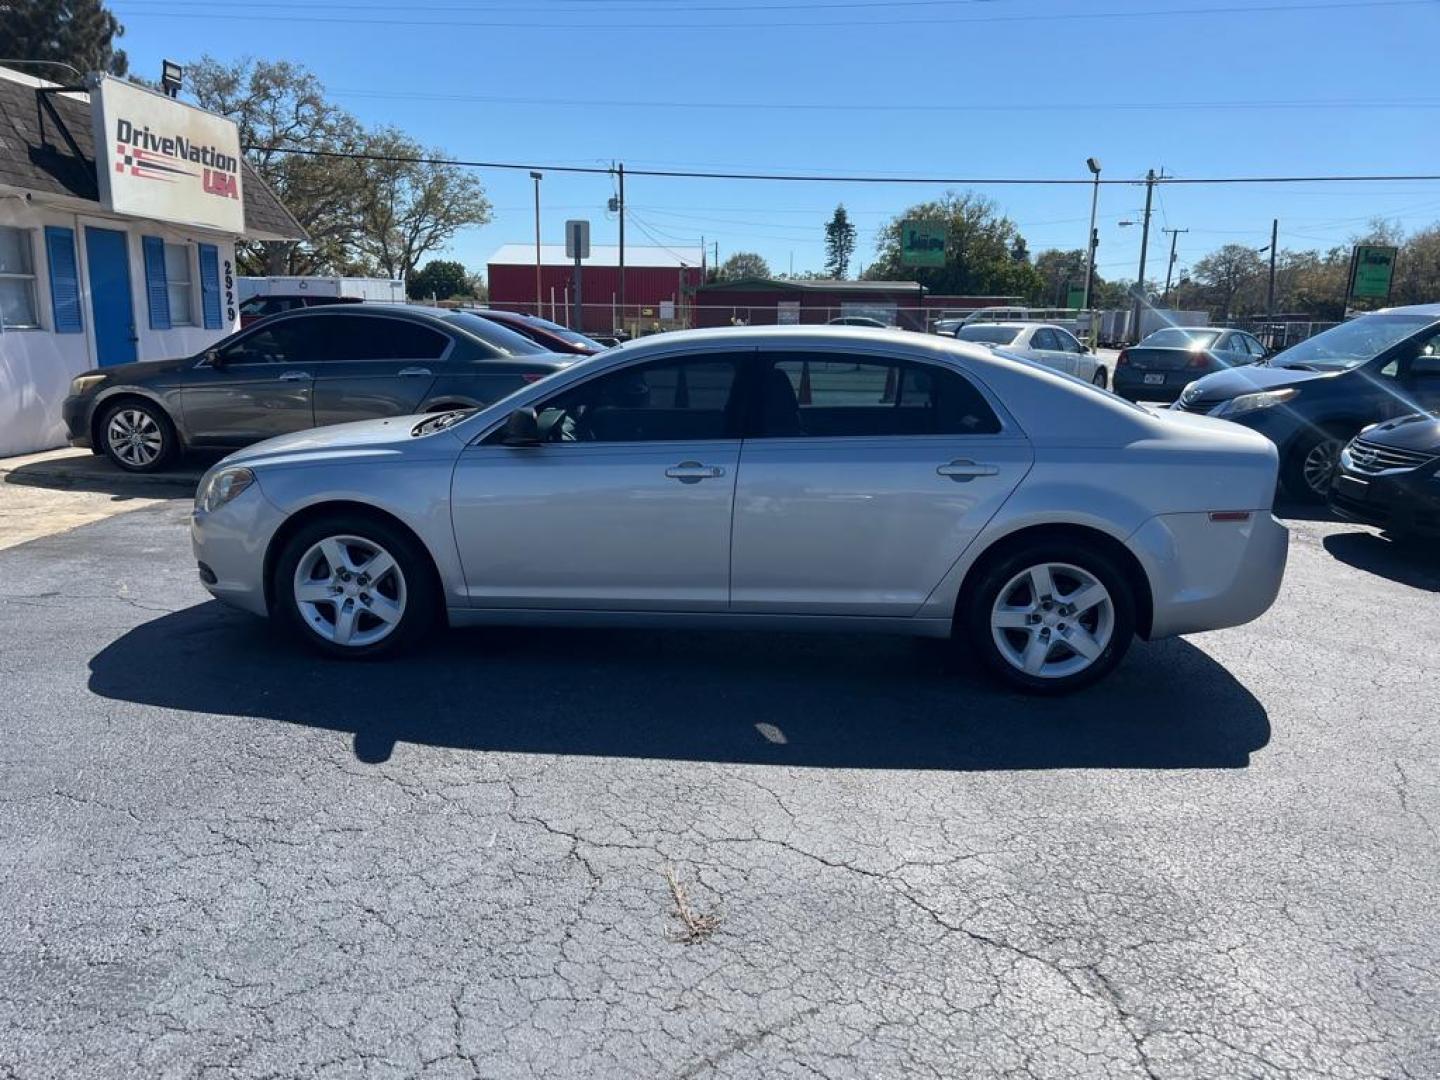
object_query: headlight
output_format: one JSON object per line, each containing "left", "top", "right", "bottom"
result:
{"left": 1218, "top": 387, "right": 1299, "bottom": 418}
{"left": 70, "top": 374, "right": 106, "bottom": 395}
{"left": 196, "top": 467, "right": 256, "bottom": 513}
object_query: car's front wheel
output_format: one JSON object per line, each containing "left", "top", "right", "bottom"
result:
{"left": 962, "top": 541, "right": 1136, "bottom": 694}
{"left": 273, "top": 515, "right": 438, "bottom": 659}
{"left": 1283, "top": 427, "right": 1349, "bottom": 502}
{"left": 100, "top": 400, "right": 176, "bottom": 472}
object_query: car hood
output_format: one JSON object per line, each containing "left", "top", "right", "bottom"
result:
{"left": 82, "top": 355, "right": 194, "bottom": 385}
{"left": 1357, "top": 411, "right": 1440, "bottom": 451}
{"left": 220, "top": 414, "right": 447, "bottom": 468}
{"left": 1182, "top": 362, "right": 1333, "bottom": 402}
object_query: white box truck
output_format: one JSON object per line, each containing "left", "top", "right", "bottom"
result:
{"left": 237, "top": 277, "right": 406, "bottom": 325}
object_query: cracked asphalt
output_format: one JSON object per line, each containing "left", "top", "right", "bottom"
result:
{"left": 1, "top": 498, "right": 1437, "bottom": 1079}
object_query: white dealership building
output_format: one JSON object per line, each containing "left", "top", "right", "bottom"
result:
{"left": 0, "top": 66, "right": 302, "bottom": 457}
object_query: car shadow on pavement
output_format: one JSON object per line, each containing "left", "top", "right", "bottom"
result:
{"left": 0, "top": 452, "right": 218, "bottom": 499}
{"left": 88, "top": 602, "right": 1270, "bottom": 771}
{"left": 1323, "top": 530, "right": 1440, "bottom": 592}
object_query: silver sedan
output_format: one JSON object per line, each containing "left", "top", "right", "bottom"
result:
{"left": 954, "top": 322, "right": 1110, "bottom": 388}
{"left": 191, "top": 326, "right": 1288, "bottom": 694}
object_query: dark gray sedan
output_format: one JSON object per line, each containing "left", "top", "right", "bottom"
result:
{"left": 63, "top": 304, "right": 579, "bottom": 472}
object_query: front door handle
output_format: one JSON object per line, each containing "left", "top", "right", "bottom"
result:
{"left": 278, "top": 370, "right": 310, "bottom": 382}
{"left": 398, "top": 367, "right": 432, "bottom": 377}
{"left": 937, "top": 459, "right": 999, "bottom": 481}
{"left": 665, "top": 461, "right": 726, "bottom": 484}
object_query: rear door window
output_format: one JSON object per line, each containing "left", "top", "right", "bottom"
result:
{"left": 327, "top": 316, "right": 450, "bottom": 361}
{"left": 756, "top": 354, "right": 1000, "bottom": 438}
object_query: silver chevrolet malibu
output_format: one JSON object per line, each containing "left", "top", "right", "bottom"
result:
{"left": 191, "top": 326, "right": 1289, "bottom": 694}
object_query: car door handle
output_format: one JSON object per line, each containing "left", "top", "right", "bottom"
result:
{"left": 398, "top": 367, "right": 432, "bottom": 377}
{"left": 937, "top": 460, "right": 999, "bottom": 481}
{"left": 665, "top": 461, "right": 726, "bottom": 483}
{"left": 278, "top": 370, "right": 310, "bottom": 382}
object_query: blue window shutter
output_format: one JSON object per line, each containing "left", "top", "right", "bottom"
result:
{"left": 142, "top": 235, "right": 170, "bottom": 330}
{"left": 197, "top": 243, "right": 222, "bottom": 330}
{"left": 44, "top": 226, "right": 83, "bottom": 334}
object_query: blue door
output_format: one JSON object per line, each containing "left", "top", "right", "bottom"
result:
{"left": 84, "top": 227, "right": 138, "bottom": 366}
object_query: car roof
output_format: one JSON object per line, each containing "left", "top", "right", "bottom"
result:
{"left": 1378, "top": 302, "right": 1440, "bottom": 317}
{"left": 273, "top": 302, "right": 446, "bottom": 322}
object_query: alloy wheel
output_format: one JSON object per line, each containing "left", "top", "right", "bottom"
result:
{"left": 1302, "top": 438, "right": 1342, "bottom": 497}
{"left": 293, "top": 535, "right": 408, "bottom": 648}
{"left": 106, "top": 408, "right": 164, "bottom": 468}
{"left": 990, "top": 562, "right": 1114, "bottom": 680}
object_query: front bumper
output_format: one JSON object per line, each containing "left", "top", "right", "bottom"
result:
{"left": 1329, "top": 467, "right": 1440, "bottom": 536}
{"left": 61, "top": 394, "right": 92, "bottom": 447}
{"left": 1129, "top": 510, "right": 1289, "bottom": 639}
{"left": 190, "top": 478, "right": 287, "bottom": 617}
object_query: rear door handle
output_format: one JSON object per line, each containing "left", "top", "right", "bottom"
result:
{"left": 665, "top": 461, "right": 726, "bottom": 483}
{"left": 399, "top": 367, "right": 432, "bottom": 377}
{"left": 278, "top": 370, "right": 310, "bottom": 382}
{"left": 937, "top": 459, "right": 999, "bottom": 481}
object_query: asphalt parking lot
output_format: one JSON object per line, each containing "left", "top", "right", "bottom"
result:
{"left": 1, "top": 470, "right": 1437, "bottom": 1079}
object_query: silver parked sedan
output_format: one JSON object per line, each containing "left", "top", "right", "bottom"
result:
{"left": 954, "top": 322, "right": 1110, "bottom": 388}
{"left": 192, "top": 326, "right": 1288, "bottom": 693}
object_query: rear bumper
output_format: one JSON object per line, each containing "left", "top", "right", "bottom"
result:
{"left": 1129, "top": 510, "right": 1289, "bottom": 639}
{"left": 1113, "top": 371, "right": 1196, "bottom": 402}
{"left": 1329, "top": 469, "right": 1440, "bottom": 536}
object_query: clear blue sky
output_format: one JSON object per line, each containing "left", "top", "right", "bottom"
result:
{"left": 113, "top": 0, "right": 1440, "bottom": 284}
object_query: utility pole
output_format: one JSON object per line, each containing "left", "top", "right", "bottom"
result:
{"left": 1266, "top": 218, "right": 1279, "bottom": 317}
{"left": 530, "top": 171, "right": 543, "bottom": 316}
{"left": 1130, "top": 168, "right": 1158, "bottom": 343}
{"left": 617, "top": 163, "right": 626, "bottom": 334}
{"left": 1161, "top": 227, "right": 1188, "bottom": 304}
{"left": 1082, "top": 158, "right": 1101, "bottom": 316}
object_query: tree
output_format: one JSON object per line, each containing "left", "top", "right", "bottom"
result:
{"left": 1191, "top": 243, "right": 1266, "bottom": 319}
{"left": 407, "top": 260, "right": 474, "bottom": 300}
{"left": 716, "top": 252, "right": 772, "bottom": 281}
{"left": 1032, "top": 249, "right": 1091, "bottom": 306}
{"left": 0, "top": 0, "right": 128, "bottom": 77}
{"left": 1395, "top": 225, "right": 1440, "bottom": 306}
{"left": 865, "top": 192, "right": 1042, "bottom": 300}
{"left": 185, "top": 57, "right": 490, "bottom": 280}
{"left": 823, "top": 204, "right": 857, "bottom": 279}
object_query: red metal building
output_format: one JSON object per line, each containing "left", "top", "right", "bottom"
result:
{"left": 487, "top": 244, "right": 705, "bottom": 334}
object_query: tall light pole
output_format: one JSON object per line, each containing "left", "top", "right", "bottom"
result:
{"left": 1082, "top": 157, "right": 1101, "bottom": 316}
{"left": 530, "top": 171, "right": 543, "bottom": 316}
{"left": 1130, "top": 168, "right": 1158, "bottom": 343}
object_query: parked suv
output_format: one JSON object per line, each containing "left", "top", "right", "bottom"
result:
{"left": 63, "top": 305, "right": 577, "bottom": 473}
{"left": 1171, "top": 304, "right": 1440, "bottom": 499}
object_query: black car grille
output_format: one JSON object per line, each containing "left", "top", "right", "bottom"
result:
{"left": 1176, "top": 398, "right": 1219, "bottom": 415}
{"left": 1345, "top": 438, "right": 1438, "bottom": 474}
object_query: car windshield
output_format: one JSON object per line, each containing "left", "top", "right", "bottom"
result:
{"left": 1141, "top": 328, "right": 1220, "bottom": 349}
{"left": 1268, "top": 312, "right": 1440, "bottom": 371}
{"left": 444, "top": 312, "right": 550, "bottom": 355}
{"left": 957, "top": 326, "right": 1021, "bottom": 345}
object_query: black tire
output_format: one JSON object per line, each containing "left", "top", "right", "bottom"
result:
{"left": 961, "top": 539, "right": 1136, "bottom": 695}
{"left": 99, "top": 399, "right": 177, "bottom": 473}
{"left": 1281, "top": 426, "right": 1350, "bottom": 503}
{"left": 272, "top": 513, "right": 439, "bottom": 660}
{"left": 1092, "top": 366, "right": 1109, "bottom": 390}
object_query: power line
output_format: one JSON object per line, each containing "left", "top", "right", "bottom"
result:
{"left": 244, "top": 145, "right": 1440, "bottom": 187}
{"left": 327, "top": 87, "right": 1440, "bottom": 114}
{"left": 111, "top": 0, "right": 1432, "bottom": 31}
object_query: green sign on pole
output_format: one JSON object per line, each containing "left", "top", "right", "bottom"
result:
{"left": 1349, "top": 245, "right": 1398, "bottom": 301}
{"left": 1066, "top": 284, "right": 1086, "bottom": 310}
{"left": 900, "top": 220, "right": 947, "bottom": 268}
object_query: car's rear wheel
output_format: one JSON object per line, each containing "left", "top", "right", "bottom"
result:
{"left": 1091, "top": 366, "right": 1109, "bottom": 389}
{"left": 273, "top": 515, "right": 438, "bottom": 659}
{"left": 100, "top": 400, "right": 176, "bottom": 472}
{"left": 963, "top": 541, "right": 1135, "bottom": 694}
{"left": 1283, "top": 427, "right": 1349, "bottom": 502}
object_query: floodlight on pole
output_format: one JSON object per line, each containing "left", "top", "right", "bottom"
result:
{"left": 1082, "top": 158, "right": 1101, "bottom": 320}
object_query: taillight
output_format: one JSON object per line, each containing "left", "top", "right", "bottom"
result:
{"left": 1117, "top": 349, "right": 1129, "bottom": 367}
{"left": 1188, "top": 351, "right": 1211, "bottom": 369}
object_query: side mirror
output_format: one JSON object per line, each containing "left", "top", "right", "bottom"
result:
{"left": 203, "top": 348, "right": 225, "bottom": 368}
{"left": 499, "top": 406, "right": 542, "bottom": 446}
